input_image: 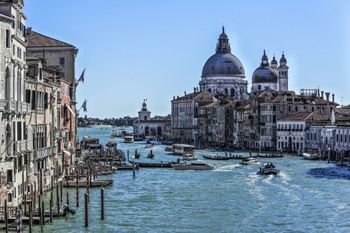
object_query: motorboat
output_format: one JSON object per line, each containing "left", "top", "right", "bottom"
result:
{"left": 240, "top": 157, "right": 258, "bottom": 165}
{"left": 203, "top": 154, "right": 235, "bottom": 160}
{"left": 182, "top": 154, "right": 197, "bottom": 161}
{"left": 257, "top": 162, "right": 279, "bottom": 175}
{"left": 145, "top": 144, "right": 154, "bottom": 149}
{"left": 164, "top": 146, "right": 173, "bottom": 152}
{"left": 123, "top": 135, "right": 134, "bottom": 143}
{"left": 171, "top": 161, "right": 214, "bottom": 170}
{"left": 172, "top": 144, "right": 195, "bottom": 156}
{"left": 303, "top": 152, "right": 320, "bottom": 160}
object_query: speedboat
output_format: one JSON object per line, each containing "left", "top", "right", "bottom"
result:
{"left": 123, "top": 135, "right": 134, "bottom": 143}
{"left": 145, "top": 144, "right": 154, "bottom": 149}
{"left": 257, "top": 162, "right": 279, "bottom": 175}
{"left": 171, "top": 161, "right": 214, "bottom": 170}
{"left": 182, "top": 154, "right": 197, "bottom": 161}
{"left": 240, "top": 157, "right": 258, "bottom": 165}
{"left": 303, "top": 152, "right": 320, "bottom": 160}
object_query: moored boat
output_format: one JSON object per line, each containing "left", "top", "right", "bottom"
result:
{"left": 123, "top": 135, "right": 134, "bottom": 143}
{"left": 203, "top": 154, "right": 235, "bottom": 160}
{"left": 63, "top": 179, "right": 113, "bottom": 188}
{"left": 240, "top": 157, "right": 258, "bottom": 165}
{"left": 182, "top": 154, "right": 197, "bottom": 160}
{"left": 172, "top": 144, "right": 195, "bottom": 156}
{"left": 303, "top": 152, "right": 320, "bottom": 160}
{"left": 257, "top": 162, "right": 279, "bottom": 175}
{"left": 171, "top": 161, "right": 214, "bottom": 170}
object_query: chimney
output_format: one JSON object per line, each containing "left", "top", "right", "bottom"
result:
{"left": 27, "top": 27, "right": 32, "bottom": 34}
{"left": 332, "top": 93, "right": 335, "bottom": 103}
{"left": 325, "top": 92, "right": 330, "bottom": 101}
{"left": 317, "top": 89, "right": 320, "bottom": 97}
{"left": 321, "top": 91, "right": 324, "bottom": 99}
{"left": 184, "top": 91, "right": 186, "bottom": 95}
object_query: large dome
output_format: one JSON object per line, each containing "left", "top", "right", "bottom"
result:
{"left": 201, "top": 27, "right": 245, "bottom": 78}
{"left": 252, "top": 66, "right": 277, "bottom": 83}
{"left": 202, "top": 53, "right": 245, "bottom": 78}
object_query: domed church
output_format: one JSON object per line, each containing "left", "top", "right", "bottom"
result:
{"left": 199, "top": 27, "right": 248, "bottom": 100}
{"left": 251, "top": 50, "right": 289, "bottom": 93}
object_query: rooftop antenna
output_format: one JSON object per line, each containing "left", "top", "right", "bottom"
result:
{"left": 341, "top": 96, "right": 344, "bottom": 107}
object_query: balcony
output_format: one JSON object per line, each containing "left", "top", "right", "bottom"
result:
{"left": 0, "top": 99, "right": 6, "bottom": 111}
{"left": 36, "top": 147, "right": 52, "bottom": 160}
{"left": 7, "top": 100, "right": 16, "bottom": 112}
{"left": 21, "top": 102, "right": 28, "bottom": 113}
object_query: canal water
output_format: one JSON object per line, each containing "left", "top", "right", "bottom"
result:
{"left": 30, "top": 126, "right": 350, "bottom": 233}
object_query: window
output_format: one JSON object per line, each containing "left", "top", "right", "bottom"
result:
{"left": 44, "top": 92, "right": 48, "bottom": 109}
{"left": 59, "top": 57, "right": 65, "bottom": 65}
{"left": 26, "top": 90, "right": 31, "bottom": 103}
{"left": 17, "top": 122, "right": 22, "bottom": 141}
{"left": 6, "top": 30, "right": 10, "bottom": 48}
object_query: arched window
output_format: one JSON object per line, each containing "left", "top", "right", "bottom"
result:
{"left": 5, "top": 67, "right": 10, "bottom": 100}
{"left": 230, "top": 88, "right": 235, "bottom": 97}
{"left": 207, "top": 88, "right": 212, "bottom": 93}
{"left": 224, "top": 88, "right": 228, "bottom": 95}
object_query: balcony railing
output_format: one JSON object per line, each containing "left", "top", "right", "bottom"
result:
{"left": 36, "top": 147, "right": 52, "bottom": 160}
{"left": 0, "top": 99, "right": 6, "bottom": 111}
{"left": 8, "top": 100, "right": 16, "bottom": 112}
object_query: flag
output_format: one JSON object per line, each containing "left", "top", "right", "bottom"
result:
{"left": 81, "top": 99, "right": 87, "bottom": 112}
{"left": 78, "top": 69, "right": 86, "bottom": 83}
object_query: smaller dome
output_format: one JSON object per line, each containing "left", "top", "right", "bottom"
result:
{"left": 252, "top": 66, "right": 278, "bottom": 83}
{"left": 280, "top": 53, "right": 287, "bottom": 63}
{"left": 271, "top": 55, "right": 277, "bottom": 65}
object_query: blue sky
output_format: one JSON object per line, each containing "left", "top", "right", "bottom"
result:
{"left": 25, "top": 0, "right": 350, "bottom": 118}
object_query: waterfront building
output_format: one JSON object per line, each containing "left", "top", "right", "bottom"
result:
{"left": 199, "top": 27, "right": 248, "bottom": 100}
{"left": 0, "top": 0, "right": 28, "bottom": 206}
{"left": 305, "top": 107, "right": 350, "bottom": 157}
{"left": 25, "top": 56, "right": 61, "bottom": 194}
{"left": 133, "top": 100, "right": 170, "bottom": 140}
{"left": 26, "top": 29, "right": 78, "bottom": 175}
{"left": 170, "top": 27, "right": 344, "bottom": 154}
{"left": 171, "top": 91, "right": 215, "bottom": 144}
{"left": 206, "top": 96, "right": 235, "bottom": 147}
{"left": 247, "top": 89, "right": 337, "bottom": 151}
{"left": 277, "top": 112, "right": 326, "bottom": 154}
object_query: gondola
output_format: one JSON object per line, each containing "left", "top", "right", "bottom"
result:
{"left": 203, "top": 154, "right": 235, "bottom": 160}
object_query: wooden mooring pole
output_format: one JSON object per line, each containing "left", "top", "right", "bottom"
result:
{"left": 5, "top": 199, "right": 8, "bottom": 233}
{"left": 101, "top": 187, "right": 104, "bottom": 220}
{"left": 84, "top": 192, "right": 88, "bottom": 227}
{"left": 76, "top": 170, "right": 79, "bottom": 207}
{"left": 66, "top": 190, "right": 70, "bottom": 206}
{"left": 42, "top": 201, "right": 45, "bottom": 226}
{"left": 29, "top": 203, "right": 32, "bottom": 233}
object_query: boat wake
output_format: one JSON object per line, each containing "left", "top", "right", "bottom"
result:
{"left": 278, "top": 172, "right": 291, "bottom": 185}
{"left": 213, "top": 164, "right": 240, "bottom": 172}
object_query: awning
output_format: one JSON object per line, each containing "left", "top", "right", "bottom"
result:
{"left": 65, "top": 104, "right": 76, "bottom": 117}
{"left": 63, "top": 150, "right": 71, "bottom": 156}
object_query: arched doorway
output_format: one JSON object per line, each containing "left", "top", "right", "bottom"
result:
{"left": 145, "top": 126, "right": 149, "bottom": 136}
{"left": 230, "top": 88, "right": 235, "bottom": 97}
{"left": 157, "top": 126, "right": 162, "bottom": 136}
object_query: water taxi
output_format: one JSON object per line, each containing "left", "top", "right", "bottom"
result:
{"left": 303, "top": 152, "right": 320, "bottom": 160}
{"left": 172, "top": 144, "right": 195, "bottom": 156}
{"left": 257, "top": 162, "right": 279, "bottom": 175}
{"left": 171, "top": 161, "right": 214, "bottom": 170}
{"left": 240, "top": 157, "right": 258, "bottom": 165}
{"left": 123, "top": 135, "right": 134, "bottom": 143}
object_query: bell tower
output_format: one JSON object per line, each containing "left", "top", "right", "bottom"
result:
{"left": 138, "top": 99, "right": 151, "bottom": 121}
{"left": 278, "top": 52, "right": 289, "bottom": 91}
